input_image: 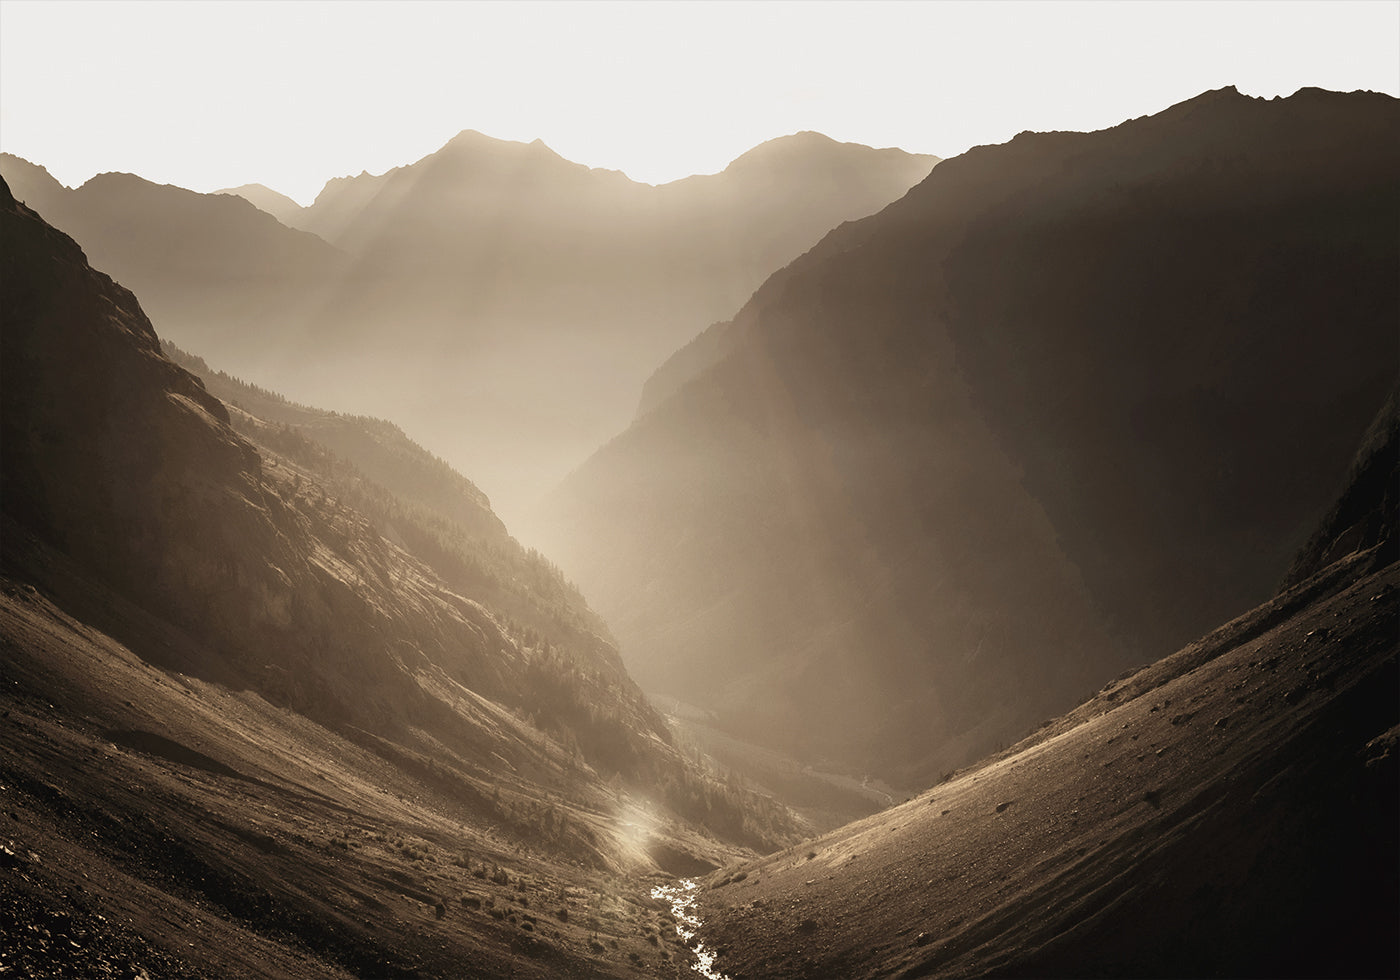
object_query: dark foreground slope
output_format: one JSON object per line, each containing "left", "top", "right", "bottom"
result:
{"left": 696, "top": 406, "right": 1399, "bottom": 978}
{"left": 538, "top": 87, "right": 1400, "bottom": 785}
{"left": 0, "top": 177, "right": 796, "bottom": 978}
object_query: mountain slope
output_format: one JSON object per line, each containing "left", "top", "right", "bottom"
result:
{"left": 537, "top": 86, "right": 1400, "bottom": 786}
{"left": 1, "top": 134, "right": 937, "bottom": 523}
{"left": 694, "top": 396, "right": 1399, "bottom": 979}
{"left": 0, "top": 156, "right": 347, "bottom": 386}
{"left": 215, "top": 181, "right": 309, "bottom": 228}
{"left": 0, "top": 176, "right": 799, "bottom": 978}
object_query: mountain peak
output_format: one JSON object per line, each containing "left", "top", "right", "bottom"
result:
{"left": 0, "top": 153, "right": 70, "bottom": 214}
{"left": 721, "top": 131, "right": 937, "bottom": 179}
{"left": 214, "top": 183, "right": 307, "bottom": 227}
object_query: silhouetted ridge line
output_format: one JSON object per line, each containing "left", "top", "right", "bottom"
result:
{"left": 537, "top": 85, "right": 1400, "bottom": 788}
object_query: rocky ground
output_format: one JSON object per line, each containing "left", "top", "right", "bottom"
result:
{"left": 0, "top": 565, "right": 725, "bottom": 980}
{"left": 696, "top": 550, "right": 1398, "bottom": 979}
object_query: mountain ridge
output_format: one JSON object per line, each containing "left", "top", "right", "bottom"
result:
{"left": 0, "top": 132, "right": 937, "bottom": 526}
{"left": 536, "top": 84, "right": 1400, "bottom": 785}
{"left": 0, "top": 170, "right": 798, "bottom": 855}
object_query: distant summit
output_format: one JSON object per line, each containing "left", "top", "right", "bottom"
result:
{"left": 0, "top": 152, "right": 68, "bottom": 210}
{"left": 1, "top": 131, "right": 939, "bottom": 524}
{"left": 215, "top": 182, "right": 308, "bottom": 228}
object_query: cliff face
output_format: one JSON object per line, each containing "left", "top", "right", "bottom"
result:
{"left": 538, "top": 87, "right": 1400, "bottom": 784}
{"left": 1, "top": 174, "right": 269, "bottom": 611}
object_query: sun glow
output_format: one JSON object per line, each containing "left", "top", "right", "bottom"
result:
{"left": 2, "top": 1, "right": 1395, "bottom": 204}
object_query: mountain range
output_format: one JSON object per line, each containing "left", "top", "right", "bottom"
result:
{"left": 1, "top": 133, "right": 936, "bottom": 523}
{"left": 535, "top": 86, "right": 1400, "bottom": 787}
{"left": 0, "top": 173, "right": 803, "bottom": 977}
{"left": 2, "top": 85, "right": 1396, "bottom": 978}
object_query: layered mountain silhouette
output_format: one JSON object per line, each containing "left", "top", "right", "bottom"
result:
{"left": 3, "top": 83, "right": 1397, "bottom": 979}
{"left": 1, "top": 134, "right": 936, "bottom": 523}
{"left": 0, "top": 153, "right": 347, "bottom": 389}
{"left": 215, "top": 181, "right": 309, "bottom": 228}
{"left": 0, "top": 175, "right": 801, "bottom": 977}
{"left": 537, "top": 86, "right": 1400, "bottom": 786}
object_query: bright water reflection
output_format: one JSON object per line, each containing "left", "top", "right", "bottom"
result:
{"left": 650, "top": 878, "right": 732, "bottom": 980}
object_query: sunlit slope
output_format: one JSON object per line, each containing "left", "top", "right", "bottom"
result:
{"left": 700, "top": 547, "right": 1397, "bottom": 976}
{"left": 1, "top": 549, "right": 759, "bottom": 979}
{"left": 538, "top": 86, "right": 1400, "bottom": 786}
{"left": 0, "top": 174, "right": 804, "bottom": 976}
{"left": 160, "top": 341, "right": 617, "bottom": 659}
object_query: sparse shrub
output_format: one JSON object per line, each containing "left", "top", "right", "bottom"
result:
{"left": 556, "top": 907, "right": 569, "bottom": 923}
{"left": 434, "top": 902, "right": 445, "bottom": 919}
{"left": 460, "top": 895, "right": 481, "bottom": 910}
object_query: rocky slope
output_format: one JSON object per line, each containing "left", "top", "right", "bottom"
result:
{"left": 0, "top": 175, "right": 800, "bottom": 978}
{"left": 537, "top": 87, "right": 1400, "bottom": 786}
{"left": 1, "top": 134, "right": 936, "bottom": 523}
{"left": 693, "top": 396, "right": 1398, "bottom": 979}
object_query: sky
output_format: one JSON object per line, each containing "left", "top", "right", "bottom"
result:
{"left": 1, "top": 0, "right": 1397, "bottom": 205}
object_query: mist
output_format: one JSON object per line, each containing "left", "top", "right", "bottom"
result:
{"left": 1, "top": 13, "right": 1396, "bottom": 975}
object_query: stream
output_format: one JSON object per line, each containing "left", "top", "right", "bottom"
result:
{"left": 650, "top": 878, "right": 731, "bottom": 979}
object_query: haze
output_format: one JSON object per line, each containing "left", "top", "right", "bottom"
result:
{"left": 2, "top": 2, "right": 1397, "bottom": 977}
{"left": 2, "top": 0, "right": 1396, "bottom": 205}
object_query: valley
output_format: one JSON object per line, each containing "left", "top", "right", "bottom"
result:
{"left": 0, "top": 573, "right": 710, "bottom": 979}
{"left": 2, "top": 76, "right": 1396, "bottom": 980}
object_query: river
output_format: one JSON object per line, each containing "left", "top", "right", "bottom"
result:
{"left": 650, "top": 878, "right": 731, "bottom": 979}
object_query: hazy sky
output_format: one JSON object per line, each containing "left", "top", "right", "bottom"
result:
{"left": 2, "top": 1, "right": 1397, "bottom": 205}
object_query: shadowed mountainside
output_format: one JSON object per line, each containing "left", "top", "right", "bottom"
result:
{"left": 695, "top": 395, "right": 1399, "bottom": 979}
{"left": 0, "top": 153, "right": 346, "bottom": 372}
{"left": 537, "top": 86, "right": 1400, "bottom": 787}
{"left": 0, "top": 135, "right": 936, "bottom": 524}
{"left": 0, "top": 175, "right": 803, "bottom": 978}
